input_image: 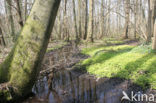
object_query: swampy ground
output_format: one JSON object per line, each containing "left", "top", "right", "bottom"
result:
{"left": 22, "top": 39, "right": 156, "bottom": 103}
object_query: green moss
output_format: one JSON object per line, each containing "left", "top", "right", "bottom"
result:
{"left": 81, "top": 43, "right": 156, "bottom": 89}
{"left": 7, "top": 17, "right": 45, "bottom": 95}
{"left": 0, "top": 46, "right": 16, "bottom": 83}
{"left": 0, "top": 89, "right": 12, "bottom": 102}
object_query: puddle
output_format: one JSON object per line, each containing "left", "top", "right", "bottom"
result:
{"left": 23, "top": 69, "right": 144, "bottom": 103}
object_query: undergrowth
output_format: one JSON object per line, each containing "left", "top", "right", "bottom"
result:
{"left": 80, "top": 39, "right": 156, "bottom": 89}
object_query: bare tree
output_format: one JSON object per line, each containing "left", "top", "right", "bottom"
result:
{"left": 72, "top": 0, "right": 79, "bottom": 43}
{"left": 14, "top": 0, "right": 24, "bottom": 27}
{"left": 24, "top": 0, "right": 28, "bottom": 21}
{"left": 152, "top": 20, "right": 156, "bottom": 50}
{"left": 78, "top": 0, "right": 82, "bottom": 39}
{"left": 84, "top": 0, "right": 88, "bottom": 40}
{"left": 87, "top": 0, "right": 94, "bottom": 42}
{"left": 63, "top": 0, "right": 69, "bottom": 41}
{"left": 134, "top": 0, "right": 138, "bottom": 39}
{"left": 5, "top": 0, "right": 15, "bottom": 40}
{"left": 123, "top": 0, "right": 130, "bottom": 39}
{"left": 100, "top": 0, "right": 105, "bottom": 38}
{"left": 147, "top": 0, "right": 152, "bottom": 42}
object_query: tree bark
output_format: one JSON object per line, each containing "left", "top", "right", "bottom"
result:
{"left": 152, "top": 20, "right": 156, "bottom": 50}
{"left": 152, "top": 1, "right": 156, "bottom": 50}
{"left": 63, "top": 0, "right": 69, "bottom": 41}
{"left": 100, "top": 0, "right": 105, "bottom": 38}
{"left": 147, "top": 0, "right": 152, "bottom": 42}
{"left": 78, "top": 0, "right": 82, "bottom": 39}
{"left": 83, "top": 0, "right": 88, "bottom": 40}
{"left": 152, "top": 0, "right": 156, "bottom": 36}
{"left": 0, "top": 26, "right": 6, "bottom": 47}
{"left": 72, "top": 0, "right": 79, "bottom": 43}
{"left": 5, "top": 0, "right": 15, "bottom": 41}
{"left": 87, "top": 0, "right": 94, "bottom": 42}
{"left": 0, "top": 0, "right": 60, "bottom": 102}
{"left": 153, "top": 0, "right": 156, "bottom": 24}
{"left": 134, "top": 0, "right": 138, "bottom": 39}
{"left": 15, "top": 0, "right": 24, "bottom": 27}
{"left": 24, "top": 0, "right": 28, "bottom": 22}
{"left": 58, "top": 11, "right": 62, "bottom": 40}
{"left": 124, "top": 0, "right": 130, "bottom": 39}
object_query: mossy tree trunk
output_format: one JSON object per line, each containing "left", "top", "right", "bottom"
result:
{"left": 0, "top": 0, "right": 61, "bottom": 102}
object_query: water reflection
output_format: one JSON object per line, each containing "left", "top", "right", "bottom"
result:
{"left": 23, "top": 69, "right": 142, "bottom": 103}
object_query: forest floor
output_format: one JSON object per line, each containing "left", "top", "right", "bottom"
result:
{"left": 1, "top": 38, "right": 156, "bottom": 102}
{"left": 23, "top": 38, "right": 156, "bottom": 103}
{"left": 1, "top": 38, "right": 155, "bottom": 91}
{"left": 79, "top": 38, "right": 156, "bottom": 90}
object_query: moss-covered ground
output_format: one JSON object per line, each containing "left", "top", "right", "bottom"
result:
{"left": 80, "top": 38, "right": 156, "bottom": 89}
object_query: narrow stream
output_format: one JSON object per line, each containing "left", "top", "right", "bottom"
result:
{"left": 23, "top": 68, "right": 144, "bottom": 103}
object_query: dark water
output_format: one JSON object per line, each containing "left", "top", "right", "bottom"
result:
{"left": 23, "top": 69, "right": 143, "bottom": 103}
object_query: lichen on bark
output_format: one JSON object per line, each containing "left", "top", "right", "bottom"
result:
{"left": 0, "top": 0, "right": 61, "bottom": 101}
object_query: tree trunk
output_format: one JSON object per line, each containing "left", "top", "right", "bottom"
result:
{"left": 83, "top": 0, "right": 88, "bottom": 40}
{"left": 5, "top": 0, "right": 15, "bottom": 41}
{"left": 58, "top": 11, "right": 62, "bottom": 40}
{"left": 152, "top": 20, "right": 156, "bottom": 50}
{"left": 152, "top": 0, "right": 156, "bottom": 36}
{"left": 124, "top": 0, "right": 130, "bottom": 39}
{"left": 78, "top": 0, "right": 82, "bottom": 39}
{"left": 0, "top": 26, "right": 6, "bottom": 47}
{"left": 72, "top": 0, "right": 79, "bottom": 43}
{"left": 153, "top": 0, "right": 156, "bottom": 24}
{"left": 24, "top": 0, "right": 28, "bottom": 22}
{"left": 147, "top": 0, "right": 152, "bottom": 42}
{"left": 87, "top": 0, "right": 94, "bottom": 42}
{"left": 0, "top": 0, "right": 60, "bottom": 102}
{"left": 134, "top": 0, "right": 138, "bottom": 39}
{"left": 63, "top": 0, "right": 69, "bottom": 41}
{"left": 152, "top": 1, "right": 156, "bottom": 50}
{"left": 100, "top": 0, "right": 105, "bottom": 38}
{"left": 15, "top": 0, "right": 24, "bottom": 27}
